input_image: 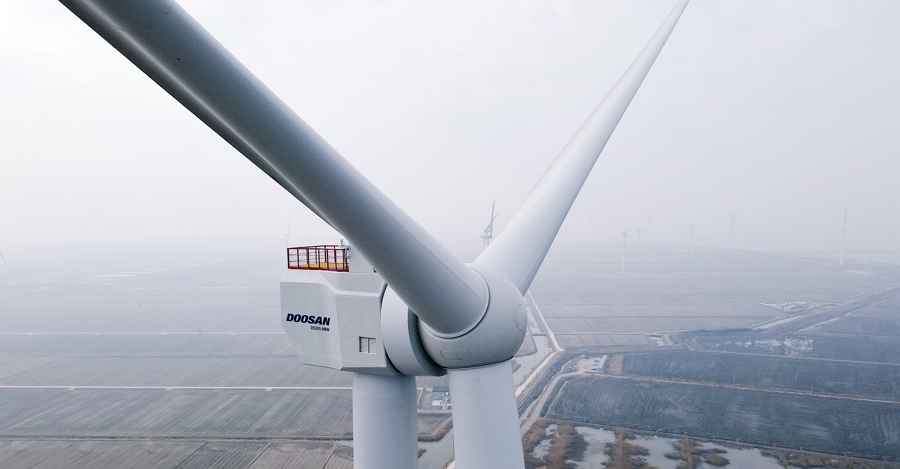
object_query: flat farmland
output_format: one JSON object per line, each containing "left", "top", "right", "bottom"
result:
{"left": 546, "top": 376, "right": 900, "bottom": 460}
{"left": 0, "top": 254, "right": 287, "bottom": 335}
{"left": 0, "top": 355, "right": 448, "bottom": 389}
{"left": 0, "top": 333, "right": 296, "bottom": 357}
{"left": 0, "top": 387, "right": 445, "bottom": 441}
{"left": 0, "top": 245, "right": 458, "bottom": 468}
{"left": 0, "top": 388, "right": 354, "bottom": 438}
{"left": 530, "top": 281, "right": 885, "bottom": 305}
{"left": 537, "top": 303, "right": 774, "bottom": 318}
{"left": 689, "top": 332, "right": 900, "bottom": 364}
{"left": 0, "top": 356, "right": 353, "bottom": 387}
{"left": 856, "top": 301, "right": 900, "bottom": 319}
{"left": 528, "top": 245, "right": 900, "bottom": 339}
{"left": 556, "top": 334, "right": 652, "bottom": 349}
{"left": 621, "top": 351, "right": 900, "bottom": 401}
{"left": 0, "top": 439, "right": 353, "bottom": 469}
{"left": 0, "top": 297, "right": 284, "bottom": 334}
{"left": 546, "top": 316, "right": 762, "bottom": 334}
{"left": 0, "top": 439, "right": 203, "bottom": 469}
{"left": 815, "top": 317, "right": 900, "bottom": 337}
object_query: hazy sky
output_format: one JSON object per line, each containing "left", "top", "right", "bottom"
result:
{"left": 1, "top": 0, "right": 897, "bottom": 260}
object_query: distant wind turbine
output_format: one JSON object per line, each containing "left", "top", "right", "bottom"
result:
{"left": 840, "top": 211, "right": 846, "bottom": 266}
{"left": 636, "top": 226, "right": 642, "bottom": 265}
{"left": 481, "top": 201, "right": 498, "bottom": 251}
{"left": 284, "top": 218, "right": 291, "bottom": 248}
{"left": 646, "top": 205, "right": 651, "bottom": 242}
{"left": 730, "top": 209, "right": 741, "bottom": 250}
{"left": 621, "top": 230, "right": 628, "bottom": 272}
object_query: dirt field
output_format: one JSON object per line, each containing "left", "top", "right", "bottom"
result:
{"left": 606, "top": 354, "right": 624, "bottom": 374}
{"left": 621, "top": 350, "right": 900, "bottom": 401}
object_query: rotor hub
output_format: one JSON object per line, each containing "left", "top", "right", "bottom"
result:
{"left": 418, "top": 264, "right": 527, "bottom": 369}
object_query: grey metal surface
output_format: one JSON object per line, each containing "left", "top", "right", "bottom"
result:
{"left": 380, "top": 287, "right": 444, "bottom": 377}
{"left": 447, "top": 361, "right": 524, "bottom": 469}
{"left": 476, "top": 0, "right": 690, "bottom": 294}
{"left": 58, "top": 0, "right": 487, "bottom": 338}
{"left": 352, "top": 373, "right": 417, "bottom": 469}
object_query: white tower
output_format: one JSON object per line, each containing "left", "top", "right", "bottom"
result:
{"left": 730, "top": 209, "right": 741, "bottom": 250}
{"left": 840, "top": 211, "right": 846, "bottom": 266}
{"left": 636, "top": 227, "right": 642, "bottom": 265}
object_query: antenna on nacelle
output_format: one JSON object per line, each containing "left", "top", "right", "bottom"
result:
{"left": 481, "top": 201, "right": 498, "bottom": 251}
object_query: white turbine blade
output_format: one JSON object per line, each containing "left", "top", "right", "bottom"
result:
{"left": 59, "top": 0, "right": 487, "bottom": 337}
{"left": 448, "top": 361, "right": 524, "bottom": 469}
{"left": 477, "top": 0, "right": 690, "bottom": 293}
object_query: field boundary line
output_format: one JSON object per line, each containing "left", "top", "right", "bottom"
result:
{"left": 0, "top": 385, "right": 353, "bottom": 390}
{"left": 243, "top": 440, "right": 272, "bottom": 468}
{"left": 696, "top": 350, "right": 900, "bottom": 367}
{"left": 0, "top": 435, "right": 356, "bottom": 442}
{"left": 516, "top": 351, "right": 561, "bottom": 399}
{"left": 0, "top": 332, "right": 285, "bottom": 336}
{"left": 568, "top": 374, "right": 900, "bottom": 405}
{"left": 527, "top": 291, "right": 561, "bottom": 351}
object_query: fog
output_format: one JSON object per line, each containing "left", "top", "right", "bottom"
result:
{"left": 1, "top": 0, "right": 898, "bottom": 263}
{"left": 2, "top": 3, "right": 900, "bottom": 466}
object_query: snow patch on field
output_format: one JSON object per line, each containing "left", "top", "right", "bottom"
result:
{"left": 754, "top": 315, "right": 803, "bottom": 330}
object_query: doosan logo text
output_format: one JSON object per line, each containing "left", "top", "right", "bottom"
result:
{"left": 285, "top": 314, "right": 331, "bottom": 326}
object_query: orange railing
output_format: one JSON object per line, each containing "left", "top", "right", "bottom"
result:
{"left": 287, "top": 245, "right": 349, "bottom": 272}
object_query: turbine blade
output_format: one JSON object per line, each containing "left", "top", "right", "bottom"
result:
{"left": 477, "top": 0, "right": 690, "bottom": 293}
{"left": 59, "top": 0, "right": 487, "bottom": 336}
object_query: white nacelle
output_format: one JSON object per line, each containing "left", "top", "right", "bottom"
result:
{"left": 280, "top": 267, "right": 395, "bottom": 375}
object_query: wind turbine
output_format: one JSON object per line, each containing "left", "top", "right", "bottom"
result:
{"left": 636, "top": 226, "right": 642, "bottom": 265}
{"left": 621, "top": 230, "right": 628, "bottom": 272}
{"left": 840, "top": 210, "right": 846, "bottom": 266}
{"left": 57, "top": 0, "right": 690, "bottom": 467}
{"left": 646, "top": 205, "right": 651, "bottom": 242}
{"left": 284, "top": 219, "right": 291, "bottom": 249}
{"left": 730, "top": 209, "right": 741, "bottom": 250}
{"left": 481, "top": 202, "right": 498, "bottom": 251}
